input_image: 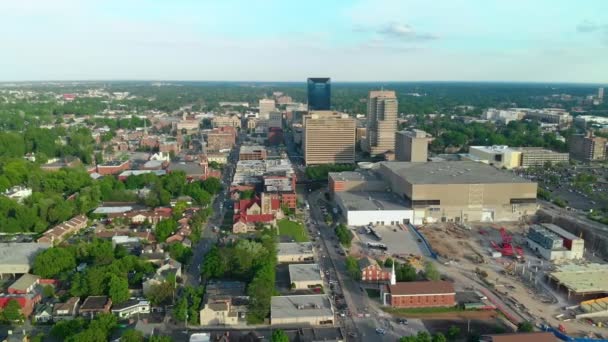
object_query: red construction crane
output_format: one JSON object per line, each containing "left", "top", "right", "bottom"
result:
{"left": 491, "top": 227, "right": 523, "bottom": 259}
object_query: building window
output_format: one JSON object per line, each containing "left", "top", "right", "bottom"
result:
{"left": 413, "top": 200, "right": 441, "bottom": 207}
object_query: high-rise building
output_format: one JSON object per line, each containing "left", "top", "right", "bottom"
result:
{"left": 599, "top": 87, "right": 604, "bottom": 100}
{"left": 268, "top": 111, "right": 283, "bottom": 128}
{"left": 303, "top": 111, "right": 355, "bottom": 165}
{"left": 395, "top": 129, "right": 432, "bottom": 162}
{"left": 366, "top": 90, "right": 398, "bottom": 156}
{"left": 259, "top": 99, "right": 276, "bottom": 119}
{"left": 569, "top": 131, "right": 607, "bottom": 162}
{"left": 307, "top": 78, "right": 331, "bottom": 111}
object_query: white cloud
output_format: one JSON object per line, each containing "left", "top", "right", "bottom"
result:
{"left": 379, "top": 22, "right": 438, "bottom": 41}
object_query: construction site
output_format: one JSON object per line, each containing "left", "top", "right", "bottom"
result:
{"left": 418, "top": 221, "right": 608, "bottom": 339}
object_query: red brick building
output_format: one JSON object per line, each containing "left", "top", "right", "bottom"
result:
{"left": 264, "top": 175, "right": 297, "bottom": 209}
{"left": 95, "top": 160, "right": 131, "bottom": 175}
{"left": 359, "top": 257, "right": 392, "bottom": 282}
{"left": 268, "top": 127, "right": 284, "bottom": 146}
{"left": 0, "top": 295, "right": 40, "bottom": 318}
{"left": 383, "top": 281, "right": 456, "bottom": 309}
{"left": 232, "top": 194, "right": 282, "bottom": 234}
{"left": 206, "top": 126, "right": 237, "bottom": 152}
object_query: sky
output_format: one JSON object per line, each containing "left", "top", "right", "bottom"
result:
{"left": 0, "top": 0, "right": 607, "bottom": 83}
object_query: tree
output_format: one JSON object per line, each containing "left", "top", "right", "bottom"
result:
{"left": 424, "top": 261, "right": 441, "bottom": 281}
{"left": 240, "top": 189, "right": 255, "bottom": 199}
{"left": 202, "top": 177, "right": 222, "bottom": 194}
{"left": 518, "top": 321, "right": 534, "bottom": 332}
{"left": 168, "top": 243, "right": 193, "bottom": 264}
{"left": 433, "top": 332, "right": 447, "bottom": 342}
{"left": 345, "top": 256, "right": 361, "bottom": 280}
{"left": 173, "top": 297, "right": 188, "bottom": 322}
{"left": 147, "top": 281, "right": 175, "bottom": 306}
{"left": 42, "top": 284, "right": 55, "bottom": 298}
{"left": 120, "top": 329, "right": 144, "bottom": 342}
{"left": 51, "top": 318, "right": 86, "bottom": 340}
{"left": 271, "top": 330, "right": 289, "bottom": 342}
{"left": 396, "top": 263, "right": 417, "bottom": 282}
{"left": 201, "top": 245, "right": 226, "bottom": 279}
{"left": 447, "top": 325, "right": 461, "bottom": 341}
{"left": 149, "top": 336, "right": 173, "bottom": 342}
{"left": 416, "top": 332, "right": 432, "bottom": 342}
{"left": 335, "top": 224, "right": 353, "bottom": 247}
{"left": 384, "top": 258, "right": 394, "bottom": 268}
{"left": 108, "top": 275, "right": 130, "bottom": 304}
{"left": 33, "top": 247, "right": 76, "bottom": 278}
{"left": 172, "top": 200, "right": 188, "bottom": 219}
{"left": 1, "top": 299, "right": 24, "bottom": 323}
{"left": 155, "top": 219, "right": 178, "bottom": 242}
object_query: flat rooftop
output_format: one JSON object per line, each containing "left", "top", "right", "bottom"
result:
{"left": 0, "top": 243, "right": 50, "bottom": 270}
{"left": 549, "top": 263, "right": 608, "bottom": 294}
{"left": 335, "top": 191, "right": 409, "bottom": 211}
{"left": 240, "top": 145, "right": 266, "bottom": 153}
{"left": 271, "top": 295, "right": 333, "bottom": 320}
{"left": 278, "top": 242, "right": 314, "bottom": 257}
{"left": 380, "top": 161, "right": 532, "bottom": 185}
{"left": 328, "top": 170, "right": 380, "bottom": 182}
{"left": 540, "top": 223, "right": 581, "bottom": 241}
{"left": 289, "top": 264, "right": 322, "bottom": 283}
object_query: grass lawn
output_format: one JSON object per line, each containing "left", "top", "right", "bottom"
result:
{"left": 383, "top": 306, "right": 465, "bottom": 315}
{"left": 277, "top": 219, "right": 309, "bottom": 242}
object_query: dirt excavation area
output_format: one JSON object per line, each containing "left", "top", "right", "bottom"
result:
{"left": 419, "top": 222, "right": 608, "bottom": 338}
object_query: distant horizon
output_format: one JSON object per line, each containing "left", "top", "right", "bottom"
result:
{"left": 0, "top": 79, "right": 605, "bottom": 87}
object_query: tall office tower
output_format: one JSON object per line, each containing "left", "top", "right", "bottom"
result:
{"left": 569, "top": 131, "right": 607, "bottom": 162}
{"left": 366, "top": 90, "right": 398, "bottom": 156}
{"left": 303, "top": 111, "right": 355, "bottom": 165}
{"left": 259, "top": 99, "right": 276, "bottom": 119}
{"left": 599, "top": 87, "right": 604, "bottom": 100}
{"left": 307, "top": 78, "right": 331, "bottom": 110}
{"left": 395, "top": 129, "right": 432, "bottom": 162}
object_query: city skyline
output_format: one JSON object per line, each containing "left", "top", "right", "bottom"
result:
{"left": 1, "top": 0, "right": 608, "bottom": 83}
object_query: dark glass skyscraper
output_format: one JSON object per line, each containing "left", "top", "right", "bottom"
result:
{"left": 307, "top": 77, "right": 331, "bottom": 110}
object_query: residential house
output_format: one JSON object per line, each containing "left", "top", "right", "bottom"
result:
{"left": 199, "top": 281, "right": 249, "bottom": 326}
{"left": 142, "top": 258, "right": 182, "bottom": 295}
{"left": 53, "top": 297, "right": 80, "bottom": 321}
{"left": 111, "top": 299, "right": 150, "bottom": 319}
{"left": 359, "top": 258, "right": 392, "bottom": 283}
{"left": 33, "top": 304, "right": 53, "bottom": 323}
{"left": 36, "top": 215, "right": 88, "bottom": 245}
{"left": 79, "top": 296, "right": 112, "bottom": 319}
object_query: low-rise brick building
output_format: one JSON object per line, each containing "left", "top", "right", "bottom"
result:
{"left": 359, "top": 257, "right": 392, "bottom": 283}
{"left": 95, "top": 160, "right": 131, "bottom": 176}
{"left": 382, "top": 281, "right": 456, "bottom": 309}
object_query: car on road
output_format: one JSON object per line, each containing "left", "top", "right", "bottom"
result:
{"left": 397, "top": 318, "right": 408, "bottom": 325}
{"left": 375, "top": 328, "right": 386, "bottom": 335}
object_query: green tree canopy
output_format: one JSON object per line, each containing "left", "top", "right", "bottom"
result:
{"left": 33, "top": 247, "right": 76, "bottom": 278}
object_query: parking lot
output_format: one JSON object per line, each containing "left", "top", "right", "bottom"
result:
{"left": 352, "top": 225, "right": 427, "bottom": 258}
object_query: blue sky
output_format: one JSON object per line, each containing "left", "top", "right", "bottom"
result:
{"left": 1, "top": 0, "right": 607, "bottom": 82}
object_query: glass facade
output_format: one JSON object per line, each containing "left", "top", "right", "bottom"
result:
{"left": 307, "top": 77, "right": 331, "bottom": 110}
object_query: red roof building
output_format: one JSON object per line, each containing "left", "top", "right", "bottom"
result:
{"left": 232, "top": 193, "right": 283, "bottom": 234}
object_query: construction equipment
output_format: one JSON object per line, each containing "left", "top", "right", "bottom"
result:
{"left": 490, "top": 227, "right": 524, "bottom": 259}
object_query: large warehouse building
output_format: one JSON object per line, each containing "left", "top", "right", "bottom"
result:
{"left": 271, "top": 295, "right": 334, "bottom": 326}
{"left": 330, "top": 161, "right": 537, "bottom": 224}
{"left": 0, "top": 243, "right": 51, "bottom": 277}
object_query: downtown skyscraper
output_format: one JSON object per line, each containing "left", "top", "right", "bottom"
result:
{"left": 365, "top": 90, "right": 398, "bottom": 156}
{"left": 307, "top": 78, "right": 331, "bottom": 111}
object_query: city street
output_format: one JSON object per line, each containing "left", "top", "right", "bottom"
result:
{"left": 185, "top": 138, "right": 241, "bottom": 287}
{"left": 305, "top": 190, "right": 426, "bottom": 341}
